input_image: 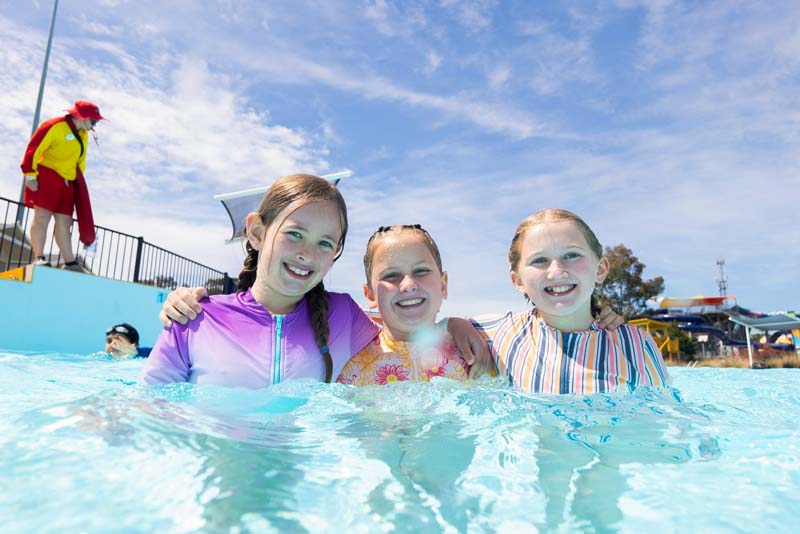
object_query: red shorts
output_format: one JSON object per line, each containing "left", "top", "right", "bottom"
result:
{"left": 23, "top": 165, "right": 75, "bottom": 216}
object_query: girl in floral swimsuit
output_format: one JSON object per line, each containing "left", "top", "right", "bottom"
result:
{"left": 336, "top": 224, "right": 477, "bottom": 385}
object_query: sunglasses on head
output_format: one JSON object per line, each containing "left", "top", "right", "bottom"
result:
{"left": 89, "top": 119, "right": 98, "bottom": 127}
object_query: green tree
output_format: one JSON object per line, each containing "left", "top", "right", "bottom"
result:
{"left": 668, "top": 322, "right": 696, "bottom": 360}
{"left": 597, "top": 244, "right": 664, "bottom": 318}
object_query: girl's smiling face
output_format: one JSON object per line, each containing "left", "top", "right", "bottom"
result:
{"left": 248, "top": 200, "right": 343, "bottom": 314}
{"left": 364, "top": 231, "right": 448, "bottom": 342}
{"left": 511, "top": 220, "right": 608, "bottom": 331}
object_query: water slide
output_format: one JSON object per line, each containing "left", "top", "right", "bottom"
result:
{"left": 649, "top": 313, "right": 706, "bottom": 325}
{"left": 652, "top": 313, "right": 795, "bottom": 351}
{"left": 680, "top": 324, "right": 748, "bottom": 347}
{"left": 654, "top": 295, "right": 735, "bottom": 308}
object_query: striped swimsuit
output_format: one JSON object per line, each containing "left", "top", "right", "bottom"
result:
{"left": 473, "top": 311, "right": 671, "bottom": 394}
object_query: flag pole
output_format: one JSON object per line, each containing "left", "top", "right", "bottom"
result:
{"left": 17, "top": 0, "right": 60, "bottom": 224}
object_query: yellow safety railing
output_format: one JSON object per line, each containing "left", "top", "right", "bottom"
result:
{"left": 629, "top": 317, "right": 681, "bottom": 362}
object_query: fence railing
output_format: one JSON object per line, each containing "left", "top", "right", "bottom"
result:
{"left": 0, "top": 196, "right": 235, "bottom": 294}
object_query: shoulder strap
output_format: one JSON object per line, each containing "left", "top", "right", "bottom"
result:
{"left": 65, "top": 116, "right": 85, "bottom": 158}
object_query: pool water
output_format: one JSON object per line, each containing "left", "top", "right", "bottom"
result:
{"left": 1, "top": 350, "right": 798, "bottom": 533}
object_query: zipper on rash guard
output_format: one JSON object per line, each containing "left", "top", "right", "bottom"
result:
{"left": 272, "top": 315, "right": 284, "bottom": 385}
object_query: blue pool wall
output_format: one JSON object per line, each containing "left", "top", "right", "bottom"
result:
{"left": 0, "top": 265, "right": 168, "bottom": 354}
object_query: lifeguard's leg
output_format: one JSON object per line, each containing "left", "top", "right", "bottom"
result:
{"left": 53, "top": 213, "right": 76, "bottom": 263}
{"left": 30, "top": 207, "right": 54, "bottom": 258}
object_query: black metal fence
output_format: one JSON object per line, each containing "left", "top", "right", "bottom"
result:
{"left": 0, "top": 195, "right": 235, "bottom": 294}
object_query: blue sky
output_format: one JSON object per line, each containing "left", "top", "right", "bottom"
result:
{"left": 1, "top": 0, "right": 798, "bottom": 316}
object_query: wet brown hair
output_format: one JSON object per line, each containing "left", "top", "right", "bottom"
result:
{"left": 507, "top": 208, "right": 604, "bottom": 310}
{"left": 363, "top": 224, "right": 443, "bottom": 287}
{"left": 237, "top": 174, "right": 348, "bottom": 382}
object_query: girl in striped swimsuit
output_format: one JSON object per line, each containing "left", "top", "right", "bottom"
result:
{"left": 472, "top": 208, "right": 670, "bottom": 395}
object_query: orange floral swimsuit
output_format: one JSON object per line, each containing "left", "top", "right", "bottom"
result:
{"left": 336, "top": 330, "right": 471, "bottom": 386}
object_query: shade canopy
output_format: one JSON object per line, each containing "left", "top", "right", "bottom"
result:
{"left": 729, "top": 314, "right": 800, "bottom": 331}
{"left": 214, "top": 170, "right": 352, "bottom": 242}
{"left": 728, "top": 313, "right": 800, "bottom": 368}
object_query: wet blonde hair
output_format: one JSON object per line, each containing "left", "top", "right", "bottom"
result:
{"left": 508, "top": 208, "right": 604, "bottom": 309}
{"left": 363, "top": 224, "right": 443, "bottom": 286}
{"left": 238, "top": 174, "right": 348, "bottom": 382}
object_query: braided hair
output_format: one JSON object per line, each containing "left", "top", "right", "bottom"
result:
{"left": 236, "top": 174, "right": 348, "bottom": 382}
{"left": 237, "top": 240, "right": 259, "bottom": 292}
{"left": 306, "top": 282, "right": 333, "bottom": 382}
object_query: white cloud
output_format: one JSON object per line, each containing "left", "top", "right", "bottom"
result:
{"left": 364, "top": 0, "right": 400, "bottom": 36}
{"left": 488, "top": 64, "right": 510, "bottom": 88}
{"left": 68, "top": 15, "right": 122, "bottom": 37}
{"left": 525, "top": 33, "right": 598, "bottom": 96}
{"left": 363, "top": 0, "right": 428, "bottom": 38}
{"left": 425, "top": 50, "right": 442, "bottom": 74}
{"left": 218, "top": 42, "right": 542, "bottom": 139}
{"left": 517, "top": 19, "right": 549, "bottom": 37}
{"left": 440, "top": 0, "right": 498, "bottom": 32}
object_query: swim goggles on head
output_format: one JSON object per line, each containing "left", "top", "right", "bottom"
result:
{"left": 106, "top": 325, "right": 130, "bottom": 336}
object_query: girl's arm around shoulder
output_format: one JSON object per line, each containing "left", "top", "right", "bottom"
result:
{"left": 326, "top": 291, "right": 382, "bottom": 356}
{"left": 442, "top": 332, "right": 497, "bottom": 379}
{"left": 444, "top": 315, "right": 505, "bottom": 378}
{"left": 138, "top": 324, "right": 192, "bottom": 385}
{"left": 468, "top": 311, "right": 516, "bottom": 337}
{"left": 159, "top": 286, "right": 208, "bottom": 327}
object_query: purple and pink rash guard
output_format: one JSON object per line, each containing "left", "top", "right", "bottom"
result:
{"left": 139, "top": 290, "right": 381, "bottom": 388}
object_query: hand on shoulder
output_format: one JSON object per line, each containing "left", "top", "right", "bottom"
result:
{"left": 159, "top": 286, "right": 208, "bottom": 327}
{"left": 596, "top": 305, "right": 624, "bottom": 330}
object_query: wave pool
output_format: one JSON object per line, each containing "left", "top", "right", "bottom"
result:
{"left": 1, "top": 350, "right": 798, "bottom": 533}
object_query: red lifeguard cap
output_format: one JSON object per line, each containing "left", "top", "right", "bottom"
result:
{"left": 65, "top": 100, "right": 104, "bottom": 121}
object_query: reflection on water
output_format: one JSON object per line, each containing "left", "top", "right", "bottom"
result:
{"left": 0, "top": 352, "right": 798, "bottom": 532}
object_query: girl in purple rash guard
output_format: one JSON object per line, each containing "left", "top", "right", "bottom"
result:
{"left": 139, "top": 174, "right": 380, "bottom": 387}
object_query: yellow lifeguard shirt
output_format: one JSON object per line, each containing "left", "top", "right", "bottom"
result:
{"left": 20, "top": 116, "right": 88, "bottom": 181}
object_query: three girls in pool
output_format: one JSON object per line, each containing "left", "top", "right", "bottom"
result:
{"left": 141, "top": 173, "right": 670, "bottom": 394}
